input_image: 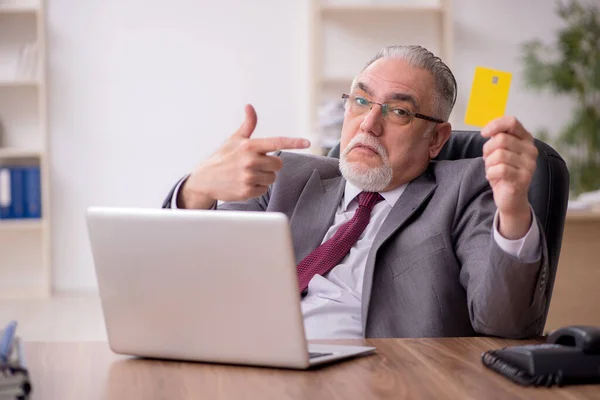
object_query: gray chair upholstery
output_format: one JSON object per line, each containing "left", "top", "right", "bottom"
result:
{"left": 327, "top": 130, "right": 570, "bottom": 329}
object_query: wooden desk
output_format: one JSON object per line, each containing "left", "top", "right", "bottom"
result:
{"left": 25, "top": 338, "right": 600, "bottom": 400}
{"left": 545, "top": 210, "right": 600, "bottom": 332}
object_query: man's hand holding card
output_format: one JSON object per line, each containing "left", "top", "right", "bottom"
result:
{"left": 465, "top": 67, "right": 538, "bottom": 240}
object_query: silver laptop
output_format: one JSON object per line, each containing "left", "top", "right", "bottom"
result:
{"left": 85, "top": 206, "right": 375, "bottom": 369}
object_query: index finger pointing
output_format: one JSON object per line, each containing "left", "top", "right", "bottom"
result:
{"left": 249, "top": 137, "right": 311, "bottom": 153}
{"left": 481, "top": 116, "right": 531, "bottom": 140}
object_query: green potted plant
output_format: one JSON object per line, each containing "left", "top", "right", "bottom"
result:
{"left": 521, "top": 0, "right": 600, "bottom": 197}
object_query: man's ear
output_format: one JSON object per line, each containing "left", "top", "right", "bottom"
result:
{"left": 428, "top": 122, "right": 452, "bottom": 159}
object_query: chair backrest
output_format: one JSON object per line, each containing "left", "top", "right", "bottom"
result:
{"left": 327, "top": 130, "right": 570, "bottom": 330}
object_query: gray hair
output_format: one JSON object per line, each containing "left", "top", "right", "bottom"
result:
{"left": 354, "top": 45, "right": 457, "bottom": 121}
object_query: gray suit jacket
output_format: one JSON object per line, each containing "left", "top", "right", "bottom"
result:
{"left": 163, "top": 152, "right": 549, "bottom": 339}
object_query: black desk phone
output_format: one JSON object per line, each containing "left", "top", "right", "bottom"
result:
{"left": 482, "top": 325, "right": 600, "bottom": 387}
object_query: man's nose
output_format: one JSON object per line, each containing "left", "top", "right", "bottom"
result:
{"left": 359, "top": 104, "right": 384, "bottom": 137}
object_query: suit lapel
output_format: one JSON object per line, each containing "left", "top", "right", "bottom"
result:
{"left": 289, "top": 171, "right": 345, "bottom": 264}
{"left": 361, "top": 171, "right": 438, "bottom": 332}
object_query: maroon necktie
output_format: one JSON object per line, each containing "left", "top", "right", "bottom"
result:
{"left": 296, "top": 191, "right": 384, "bottom": 294}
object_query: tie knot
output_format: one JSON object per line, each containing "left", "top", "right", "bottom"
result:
{"left": 358, "top": 191, "right": 383, "bottom": 211}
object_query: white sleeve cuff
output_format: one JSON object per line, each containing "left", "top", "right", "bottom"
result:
{"left": 492, "top": 206, "right": 541, "bottom": 262}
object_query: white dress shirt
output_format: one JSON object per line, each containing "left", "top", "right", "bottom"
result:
{"left": 171, "top": 178, "right": 541, "bottom": 339}
{"left": 300, "top": 182, "right": 540, "bottom": 339}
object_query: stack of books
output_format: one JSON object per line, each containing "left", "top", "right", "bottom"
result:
{"left": 0, "top": 321, "right": 31, "bottom": 400}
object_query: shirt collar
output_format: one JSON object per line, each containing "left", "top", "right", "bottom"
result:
{"left": 342, "top": 180, "right": 408, "bottom": 211}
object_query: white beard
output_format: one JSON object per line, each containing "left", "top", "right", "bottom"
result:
{"left": 339, "top": 133, "right": 393, "bottom": 192}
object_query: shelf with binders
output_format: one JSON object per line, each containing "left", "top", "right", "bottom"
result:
{"left": 0, "top": 0, "right": 47, "bottom": 297}
{"left": 0, "top": 157, "right": 42, "bottom": 223}
{"left": 0, "top": 156, "right": 44, "bottom": 296}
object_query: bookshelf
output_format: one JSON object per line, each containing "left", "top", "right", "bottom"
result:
{"left": 0, "top": 219, "right": 43, "bottom": 230}
{"left": 0, "top": 0, "right": 50, "bottom": 297}
{"left": 308, "top": 0, "right": 453, "bottom": 154}
{"left": 0, "top": 3, "right": 38, "bottom": 14}
{"left": 320, "top": 3, "right": 444, "bottom": 13}
{"left": 0, "top": 79, "right": 38, "bottom": 87}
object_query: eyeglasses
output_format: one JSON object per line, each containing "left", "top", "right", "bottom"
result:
{"left": 342, "top": 93, "right": 445, "bottom": 125}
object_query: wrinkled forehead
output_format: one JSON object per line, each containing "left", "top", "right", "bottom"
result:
{"left": 353, "top": 58, "right": 436, "bottom": 110}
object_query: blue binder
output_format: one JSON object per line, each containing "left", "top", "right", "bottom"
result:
{"left": 10, "top": 167, "right": 26, "bottom": 219}
{"left": 24, "top": 166, "right": 41, "bottom": 219}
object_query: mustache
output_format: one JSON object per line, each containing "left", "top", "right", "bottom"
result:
{"left": 342, "top": 134, "right": 388, "bottom": 159}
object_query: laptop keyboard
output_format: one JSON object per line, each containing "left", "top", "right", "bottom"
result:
{"left": 309, "top": 352, "right": 333, "bottom": 359}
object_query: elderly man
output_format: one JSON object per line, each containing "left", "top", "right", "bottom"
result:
{"left": 163, "top": 45, "right": 547, "bottom": 339}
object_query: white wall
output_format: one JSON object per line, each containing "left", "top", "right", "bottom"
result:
{"left": 47, "top": 0, "right": 574, "bottom": 292}
{"left": 451, "top": 0, "right": 576, "bottom": 134}
{"left": 47, "top": 0, "right": 309, "bottom": 291}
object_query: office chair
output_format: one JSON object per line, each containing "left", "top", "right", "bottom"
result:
{"left": 327, "top": 130, "right": 570, "bottom": 330}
